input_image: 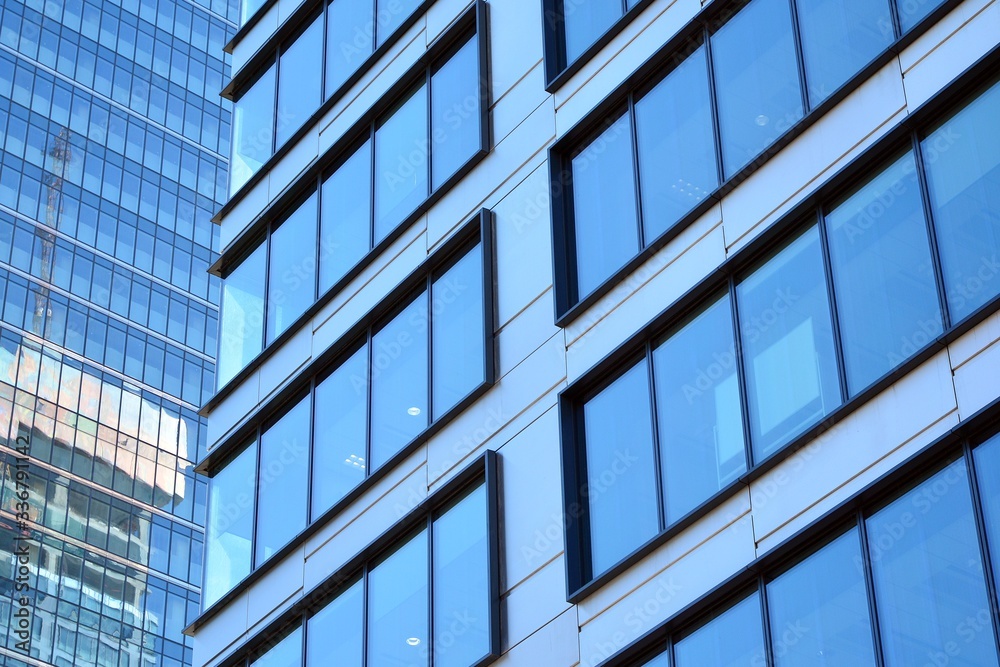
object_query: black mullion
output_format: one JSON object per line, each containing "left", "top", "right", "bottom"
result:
{"left": 645, "top": 341, "right": 667, "bottom": 532}
{"left": 785, "top": 0, "right": 812, "bottom": 112}
{"left": 362, "top": 566, "right": 370, "bottom": 667}
{"left": 857, "top": 512, "right": 887, "bottom": 667}
{"left": 300, "top": 609, "right": 308, "bottom": 667}
{"left": 427, "top": 514, "right": 435, "bottom": 667}
{"left": 628, "top": 93, "right": 647, "bottom": 250}
{"left": 728, "top": 276, "right": 755, "bottom": 471}
{"left": 758, "top": 577, "right": 775, "bottom": 667}
{"left": 910, "top": 132, "right": 953, "bottom": 331}
{"left": 251, "top": 427, "right": 262, "bottom": 569}
{"left": 816, "top": 209, "right": 851, "bottom": 404}
{"left": 887, "top": 0, "right": 903, "bottom": 40}
{"left": 964, "top": 442, "right": 1000, "bottom": 654}
{"left": 702, "top": 25, "right": 725, "bottom": 191}
{"left": 320, "top": 1, "right": 328, "bottom": 102}
{"left": 370, "top": 0, "right": 379, "bottom": 50}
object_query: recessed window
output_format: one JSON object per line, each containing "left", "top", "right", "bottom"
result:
{"left": 277, "top": 15, "right": 324, "bottom": 147}
{"left": 203, "top": 442, "right": 256, "bottom": 608}
{"left": 319, "top": 140, "right": 371, "bottom": 292}
{"left": 375, "top": 84, "right": 430, "bottom": 242}
{"left": 231, "top": 65, "right": 275, "bottom": 195}
{"left": 218, "top": 243, "right": 265, "bottom": 390}
{"left": 674, "top": 593, "right": 765, "bottom": 666}
{"left": 431, "top": 36, "right": 481, "bottom": 189}
{"left": 326, "top": 0, "right": 374, "bottom": 95}
{"left": 266, "top": 193, "right": 319, "bottom": 343}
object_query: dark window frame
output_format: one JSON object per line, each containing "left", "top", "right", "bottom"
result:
{"left": 209, "top": 1, "right": 491, "bottom": 404}
{"left": 188, "top": 450, "right": 503, "bottom": 667}
{"left": 593, "top": 411, "right": 1000, "bottom": 667}
{"left": 196, "top": 209, "right": 497, "bottom": 619}
{"left": 548, "top": 0, "right": 963, "bottom": 325}
{"left": 559, "top": 53, "right": 1000, "bottom": 601}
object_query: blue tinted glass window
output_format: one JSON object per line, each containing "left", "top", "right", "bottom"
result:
{"left": 712, "top": 0, "right": 804, "bottom": 177}
{"left": 796, "top": 0, "right": 893, "bottom": 105}
{"left": 312, "top": 345, "right": 367, "bottom": 519}
{"left": 767, "top": 530, "right": 876, "bottom": 666}
{"left": 635, "top": 45, "right": 717, "bottom": 241}
{"left": 204, "top": 442, "right": 256, "bottom": 608}
{"left": 923, "top": 80, "right": 1000, "bottom": 323}
{"left": 308, "top": 578, "right": 363, "bottom": 667}
{"left": 256, "top": 396, "right": 310, "bottom": 564}
{"left": 572, "top": 113, "right": 638, "bottom": 299}
{"left": 267, "top": 192, "right": 318, "bottom": 343}
{"left": 431, "top": 36, "right": 480, "bottom": 189}
{"left": 375, "top": 0, "right": 421, "bottom": 46}
{"left": 370, "top": 293, "right": 428, "bottom": 470}
{"left": 374, "top": 84, "right": 428, "bottom": 243}
{"left": 277, "top": 16, "right": 323, "bottom": 147}
{"left": 432, "top": 246, "right": 484, "bottom": 419}
{"left": 737, "top": 226, "right": 840, "bottom": 459}
{"left": 896, "top": 0, "right": 946, "bottom": 32}
{"left": 825, "top": 153, "right": 942, "bottom": 395}
{"left": 327, "top": 0, "right": 373, "bottom": 95}
{"left": 974, "top": 433, "right": 1000, "bottom": 600}
{"left": 584, "top": 359, "right": 658, "bottom": 575}
{"left": 675, "top": 593, "right": 765, "bottom": 666}
{"left": 320, "top": 140, "right": 371, "bottom": 292}
{"left": 868, "top": 460, "right": 998, "bottom": 667}
{"left": 218, "top": 243, "right": 265, "bottom": 388}
{"left": 251, "top": 626, "right": 302, "bottom": 667}
{"left": 231, "top": 64, "right": 276, "bottom": 194}
{"left": 652, "top": 295, "right": 745, "bottom": 524}
{"left": 563, "top": 0, "right": 622, "bottom": 64}
{"left": 368, "top": 529, "right": 428, "bottom": 667}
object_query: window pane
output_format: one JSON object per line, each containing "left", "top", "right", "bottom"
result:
{"left": 712, "top": 0, "right": 804, "bottom": 177}
{"left": 584, "top": 360, "right": 659, "bottom": 576}
{"left": 868, "top": 460, "right": 998, "bottom": 667}
{"left": 321, "top": 140, "right": 372, "bottom": 292}
{"left": 375, "top": 84, "right": 429, "bottom": 243}
{"left": 368, "top": 529, "right": 429, "bottom": 667}
{"left": 825, "top": 153, "right": 942, "bottom": 395}
{"left": 652, "top": 295, "right": 745, "bottom": 524}
{"left": 896, "top": 0, "right": 946, "bottom": 32}
{"left": 637, "top": 654, "right": 669, "bottom": 667}
{"left": 267, "top": 192, "right": 318, "bottom": 343}
{"left": 796, "top": 0, "right": 893, "bottom": 105}
{"left": 252, "top": 626, "right": 302, "bottom": 667}
{"left": 204, "top": 442, "right": 256, "bottom": 608}
{"left": 923, "top": 80, "right": 1000, "bottom": 323}
{"left": 433, "top": 484, "right": 490, "bottom": 667}
{"left": 312, "top": 345, "right": 367, "bottom": 519}
{"left": 327, "top": 0, "right": 373, "bottom": 95}
{"left": 675, "top": 593, "right": 765, "bottom": 666}
{"left": 432, "top": 246, "right": 484, "bottom": 419}
{"left": 737, "top": 226, "right": 840, "bottom": 459}
{"left": 375, "top": 0, "right": 421, "bottom": 46}
{"left": 563, "top": 0, "right": 622, "bottom": 65}
{"left": 974, "top": 434, "right": 1000, "bottom": 599}
{"left": 767, "top": 530, "right": 876, "bottom": 666}
{"left": 231, "top": 65, "right": 275, "bottom": 194}
{"left": 218, "top": 243, "right": 265, "bottom": 388}
{"left": 307, "top": 578, "right": 363, "bottom": 667}
{"left": 370, "top": 293, "right": 428, "bottom": 470}
{"left": 256, "top": 396, "right": 310, "bottom": 564}
{"left": 241, "top": 0, "right": 267, "bottom": 24}
{"left": 431, "top": 36, "right": 480, "bottom": 189}
{"left": 572, "top": 113, "right": 639, "bottom": 299}
{"left": 635, "top": 46, "right": 717, "bottom": 241}
{"left": 277, "top": 16, "right": 323, "bottom": 147}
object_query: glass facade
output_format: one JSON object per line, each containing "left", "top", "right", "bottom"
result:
{"left": 0, "top": 0, "right": 234, "bottom": 665}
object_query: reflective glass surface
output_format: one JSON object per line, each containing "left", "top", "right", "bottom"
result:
{"left": 896, "top": 0, "right": 946, "bottom": 32}
{"left": 231, "top": 65, "right": 276, "bottom": 194}
{"left": 674, "top": 593, "right": 766, "bottom": 666}
{"left": 652, "top": 295, "right": 745, "bottom": 523}
{"left": 375, "top": 84, "right": 429, "bottom": 242}
{"left": 368, "top": 529, "right": 429, "bottom": 667}
{"left": 370, "top": 294, "right": 429, "bottom": 470}
{"left": 868, "top": 460, "right": 998, "bottom": 667}
{"left": 572, "top": 113, "right": 639, "bottom": 299}
{"left": 219, "top": 243, "right": 266, "bottom": 387}
{"left": 431, "top": 36, "right": 480, "bottom": 189}
{"left": 312, "top": 345, "right": 367, "bottom": 518}
{"left": 825, "top": 152, "right": 942, "bottom": 394}
{"left": 712, "top": 0, "right": 803, "bottom": 177}
{"left": 267, "top": 192, "right": 318, "bottom": 343}
{"left": 308, "top": 578, "right": 364, "bottom": 666}
{"left": 796, "top": 0, "right": 893, "bottom": 105}
{"left": 737, "top": 226, "right": 841, "bottom": 459}
{"left": 635, "top": 46, "right": 717, "bottom": 241}
{"left": 251, "top": 626, "right": 303, "bottom": 667}
{"left": 256, "top": 396, "right": 310, "bottom": 564}
{"left": 433, "top": 484, "right": 490, "bottom": 667}
{"left": 277, "top": 15, "right": 323, "bottom": 147}
{"left": 432, "top": 247, "right": 485, "bottom": 418}
{"left": 205, "top": 442, "right": 256, "bottom": 608}
{"left": 767, "top": 530, "right": 876, "bottom": 666}
{"left": 327, "top": 0, "right": 374, "bottom": 94}
{"left": 974, "top": 434, "right": 1000, "bottom": 599}
{"left": 923, "top": 80, "right": 1000, "bottom": 323}
{"left": 563, "top": 0, "right": 622, "bottom": 65}
{"left": 584, "top": 360, "right": 659, "bottom": 576}
{"left": 320, "top": 140, "right": 372, "bottom": 291}
{"left": 376, "top": 0, "right": 422, "bottom": 46}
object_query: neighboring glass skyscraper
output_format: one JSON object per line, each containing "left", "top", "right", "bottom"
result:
{"left": 0, "top": 0, "right": 236, "bottom": 665}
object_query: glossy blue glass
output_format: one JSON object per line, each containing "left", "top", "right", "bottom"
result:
{"left": 374, "top": 84, "right": 429, "bottom": 243}
{"left": 974, "top": 434, "right": 1000, "bottom": 600}
{"left": 256, "top": 396, "right": 310, "bottom": 564}
{"left": 266, "top": 192, "right": 318, "bottom": 343}
{"left": 218, "top": 243, "right": 265, "bottom": 388}
{"left": 432, "top": 246, "right": 484, "bottom": 419}
{"left": 320, "top": 139, "right": 372, "bottom": 291}
{"left": 674, "top": 592, "right": 766, "bottom": 666}
{"left": 368, "top": 529, "right": 429, "bottom": 667}
{"left": 327, "top": 0, "right": 373, "bottom": 95}
{"left": 204, "top": 441, "right": 256, "bottom": 608}
{"left": 308, "top": 578, "right": 364, "bottom": 666}
{"left": 277, "top": 15, "right": 323, "bottom": 147}
{"left": 431, "top": 36, "right": 480, "bottom": 189}
{"left": 562, "top": 0, "right": 622, "bottom": 64}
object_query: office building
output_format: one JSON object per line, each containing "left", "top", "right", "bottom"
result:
{"left": 0, "top": 0, "right": 236, "bottom": 665}
{"left": 193, "top": 0, "right": 1000, "bottom": 665}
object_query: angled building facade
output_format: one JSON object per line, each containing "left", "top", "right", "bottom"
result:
{"left": 0, "top": 0, "right": 236, "bottom": 666}
{"left": 194, "top": 0, "right": 1000, "bottom": 666}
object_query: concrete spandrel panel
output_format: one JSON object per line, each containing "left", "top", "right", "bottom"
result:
{"left": 504, "top": 555, "right": 574, "bottom": 649}
{"left": 955, "top": 336, "right": 1000, "bottom": 419}
{"left": 192, "top": 590, "right": 249, "bottom": 667}
{"left": 494, "top": 608, "right": 581, "bottom": 667}
{"left": 489, "top": 0, "right": 545, "bottom": 103}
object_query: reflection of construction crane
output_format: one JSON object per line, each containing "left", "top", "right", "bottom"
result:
{"left": 33, "top": 129, "right": 70, "bottom": 335}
